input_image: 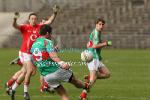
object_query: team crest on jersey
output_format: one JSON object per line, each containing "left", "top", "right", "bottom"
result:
{"left": 30, "top": 34, "right": 37, "bottom": 41}
{"left": 32, "top": 48, "right": 49, "bottom": 62}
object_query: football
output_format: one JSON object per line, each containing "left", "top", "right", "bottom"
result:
{"left": 81, "top": 50, "right": 93, "bottom": 62}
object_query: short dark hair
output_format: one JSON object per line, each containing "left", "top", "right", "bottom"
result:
{"left": 42, "top": 17, "right": 48, "bottom": 21}
{"left": 28, "top": 13, "right": 37, "bottom": 19}
{"left": 39, "top": 25, "right": 52, "bottom": 35}
{"left": 95, "top": 17, "right": 105, "bottom": 24}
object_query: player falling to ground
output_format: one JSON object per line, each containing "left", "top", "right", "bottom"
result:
{"left": 79, "top": 18, "right": 112, "bottom": 99}
{"left": 30, "top": 25, "right": 89, "bottom": 100}
{"left": 7, "top": 5, "right": 59, "bottom": 100}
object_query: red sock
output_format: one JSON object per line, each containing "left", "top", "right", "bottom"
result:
{"left": 80, "top": 90, "right": 87, "bottom": 99}
{"left": 44, "top": 82, "right": 49, "bottom": 88}
{"left": 17, "top": 60, "right": 23, "bottom": 66}
{"left": 7, "top": 78, "right": 16, "bottom": 87}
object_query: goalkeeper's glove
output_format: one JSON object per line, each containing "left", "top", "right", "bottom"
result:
{"left": 14, "top": 12, "right": 20, "bottom": 20}
{"left": 107, "top": 41, "right": 112, "bottom": 46}
{"left": 53, "top": 5, "right": 60, "bottom": 14}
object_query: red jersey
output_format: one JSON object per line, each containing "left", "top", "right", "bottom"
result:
{"left": 19, "top": 24, "right": 43, "bottom": 54}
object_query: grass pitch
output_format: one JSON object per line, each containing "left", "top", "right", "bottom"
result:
{"left": 0, "top": 48, "right": 150, "bottom": 100}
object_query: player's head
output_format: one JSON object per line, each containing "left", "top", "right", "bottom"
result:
{"left": 28, "top": 13, "right": 38, "bottom": 26}
{"left": 95, "top": 18, "right": 105, "bottom": 31}
{"left": 39, "top": 25, "right": 52, "bottom": 38}
{"left": 41, "top": 17, "right": 48, "bottom": 24}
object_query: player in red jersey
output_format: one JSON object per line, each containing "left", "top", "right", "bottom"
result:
{"left": 6, "top": 16, "right": 58, "bottom": 94}
{"left": 7, "top": 5, "right": 59, "bottom": 100}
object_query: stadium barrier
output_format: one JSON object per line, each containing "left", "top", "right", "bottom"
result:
{"left": 0, "top": 34, "right": 150, "bottom": 49}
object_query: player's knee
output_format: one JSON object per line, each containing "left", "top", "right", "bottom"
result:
{"left": 97, "top": 72, "right": 111, "bottom": 79}
{"left": 31, "top": 70, "right": 36, "bottom": 76}
{"left": 21, "top": 69, "right": 27, "bottom": 75}
{"left": 99, "top": 67, "right": 111, "bottom": 78}
{"left": 103, "top": 72, "right": 111, "bottom": 79}
{"left": 27, "top": 67, "right": 34, "bottom": 74}
{"left": 105, "top": 72, "right": 111, "bottom": 78}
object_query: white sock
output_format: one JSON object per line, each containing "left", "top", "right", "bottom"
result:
{"left": 12, "top": 82, "right": 19, "bottom": 90}
{"left": 24, "top": 84, "right": 28, "bottom": 93}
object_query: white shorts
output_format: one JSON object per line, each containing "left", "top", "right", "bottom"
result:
{"left": 87, "top": 59, "right": 105, "bottom": 71}
{"left": 19, "top": 51, "right": 32, "bottom": 63}
{"left": 44, "top": 68, "right": 73, "bottom": 89}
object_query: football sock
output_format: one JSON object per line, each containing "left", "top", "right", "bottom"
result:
{"left": 12, "top": 81, "right": 20, "bottom": 90}
{"left": 7, "top": 78, "right": 16, "bottom": 87}
{"left": 24, "top": 83, "right": 29, "bottom": 92}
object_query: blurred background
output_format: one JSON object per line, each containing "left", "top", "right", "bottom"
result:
{"left": 0, "top": 0, "right": 150, "bottom": 49}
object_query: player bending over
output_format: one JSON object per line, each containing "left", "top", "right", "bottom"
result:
{"left": 30, "top": 25, "right": 89, "bottom": 100}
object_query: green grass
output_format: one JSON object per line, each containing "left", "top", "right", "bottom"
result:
{"left": 0, "top": 48, "right": 150, "bottom": 100}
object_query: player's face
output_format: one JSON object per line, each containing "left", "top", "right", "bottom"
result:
{"left": 29, "top": 15, "right": 38, "bottom": 26}
{"left": 41, "top": 19, "right": 46, "bottom": 24}
{"left": 96, "top": 21, "right": 105, "bottom": 31}
{"left": 45, "top": 32, "right": 51, "bottom": 39}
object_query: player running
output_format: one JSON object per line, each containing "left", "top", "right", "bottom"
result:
{"left": 7, "top": 5, "right": 59, "bottom": 100}
{"left": 79, "top": 18, "right": 112, "bottom": 99}
{"left": 30, "top": 25, "right": 89, "bottom": 100}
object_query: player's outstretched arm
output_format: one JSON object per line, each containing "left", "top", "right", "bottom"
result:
{"left": 49, "top": 52, "right": 70, "bottom": 69}
{"left": 49, "top": 52, "right": 61, "bottom": 62}
{"left": 44, "top": 5, "right": 59, "bottom": 25}
{"left": 92, "top": 41, "right": 112, "bottom": 49}
{"left": 12, "top": 12, "right": 20, "bottom": 30}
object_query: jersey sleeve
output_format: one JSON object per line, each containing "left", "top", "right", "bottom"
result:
{"left": 45, "top": 39, "right": 54, "bottom": 53}
{"left": 19, "top": 24, "right": 26, "bottom": 33}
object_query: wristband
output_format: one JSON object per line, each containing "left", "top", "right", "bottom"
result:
{"left": 58, "top": 61, "right": 65, "bottom": 65}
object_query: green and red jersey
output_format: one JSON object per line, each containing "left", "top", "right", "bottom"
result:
{"left": 30, "top": 37, "right": 59, "bottom": 76}
{"left": 88, "top": 29, "right": 102, "bottom": 60}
